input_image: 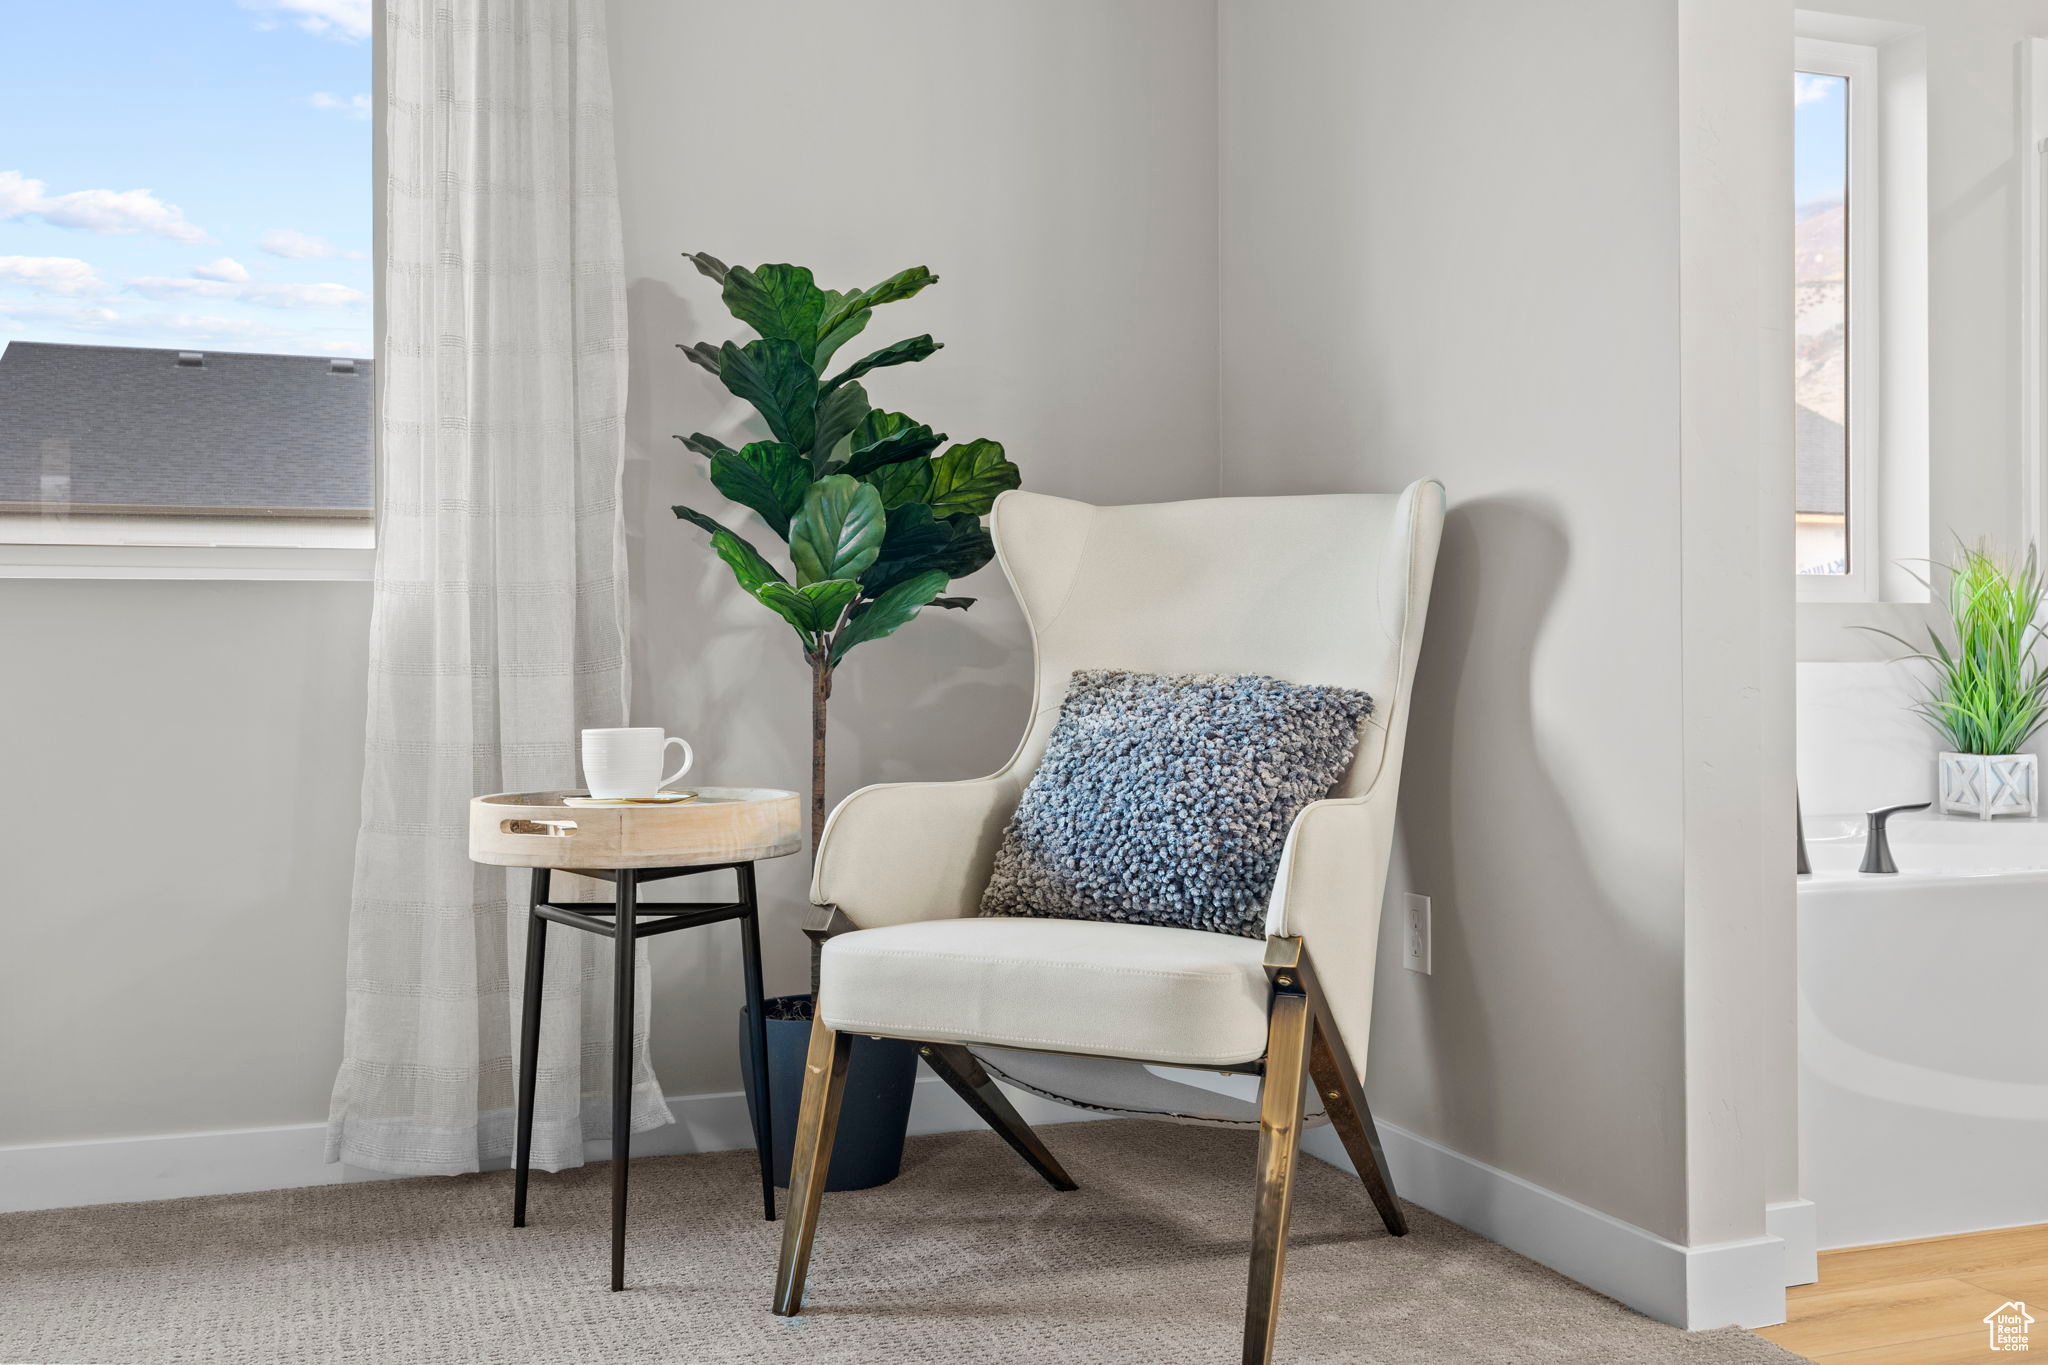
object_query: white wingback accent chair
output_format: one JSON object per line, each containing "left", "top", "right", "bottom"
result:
{"left": 775, "top": 482, "right": 1446, "bottom": 1365}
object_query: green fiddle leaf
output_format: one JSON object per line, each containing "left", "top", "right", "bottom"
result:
{"left": 846, "top": 411, "right": 946, "bottom": 475}
{"left": 789, "top": 474, "right": 885, "bottom": 586}
{"left": 811, "top": 293, "right": 870, "bottom": 373}
{"left": 831, "top": 569, "right": 948, "bottom": 664}
{"left": 823, "top": 335, "right": 941, "bottom": 394}
{"left": 676, "top": 432, "right": 733, "bottom": 459}
{"left": 932, "top": 597, "right": 975, "bottom": 610}
{"left": 722, "top": 264, "right": 828, "bottom": 355}
{"left": 814, "top": 266, "right": 938, "bottom": 370}
{"left": 809, "top": 381, "right": 871, "bottom": 472}
{"left": 856, "top": 265, "right": 939, "bottom": 311}
{"left": 711, "top": 528, "right": 786, "bottom": 596}
{"left": 757, "top": 579, "right": 860, "bottom": 640}
{"left": 926, "top": 439, "right": 1021, "bottom": 518}
{"left": 864, "top": 454, "right": 934, "bottom": 509}
{"left": 862, "top": 503, "right": 950, "bottom": 594}
{"left": 685, "top": 251, "right": 731, "bottom": 284}
{"left": 677, "top": 342, "right": 722, "bottom": 378}
{"left": 932, "top": 512, "right": 995, "bottom": 578}
{"left": 709, "top": 442, "right": 810, "bottom": 539}
{"left": 861, "top": 508, "right": 992, "bottom": 594}
{"left": 676, "top": 507, "right": 788, "bottom": 598}
{"left": 673, "top": 504, "right": 726, "bottom": 538}
{"left": 717, "top": 338, "right": 817, "bottom": 451}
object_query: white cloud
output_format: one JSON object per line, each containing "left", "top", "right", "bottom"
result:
{"left": 309, "top": 91, "right": 372, "bottom": 120}
{"left": 192, "top": 257, "right": 252, "bottom": 283}
{"left": 1794, "top": 73, "right": 1835, "bottom": 107}
{"left": 0, "top": 297, "right": 121, "bottom": 326}
{"left": 0, "top": 170, "right": 209, "bottom": 243}
{"left": 246, "top": 280, "right": 365, "bottom": 308}
{"left": 127, "top": 276, "right": 368, "bottom": 309}
{"left": 243, "top": 0, "right": 370, "bottom": 41}
{"left": 0, "top": 256, "right": 105, "bottom": 296}
{"left": 257, "top": 227, "right": 358, "bottom": 260}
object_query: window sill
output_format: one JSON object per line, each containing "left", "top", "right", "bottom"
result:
{"left": 1796, "top": 574, "right": 1871, "bottom": 605}
{"left": 0, "top": 516, "right": 374, "bottom": 581}
{"left": 0, "top": 542, "right": 374, "bottom": 581}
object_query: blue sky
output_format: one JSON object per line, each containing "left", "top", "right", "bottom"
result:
{"left": 1794, "top": 71, "right": 1847, "bottom": 215}
{"left": 0, "top": 0, "right": 370, "bottom": 358}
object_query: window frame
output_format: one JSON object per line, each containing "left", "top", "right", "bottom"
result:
{"left": 0, "top": 15, "right": 380, "bottom": 584}
{"left": 1795, "top": 36, "right": 1880, "bottom": 604}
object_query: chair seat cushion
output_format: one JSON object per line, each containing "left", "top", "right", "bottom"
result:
{"left": 979, "top": 669, "right": 1373, "bottom": 937}
{"left": 817, "top": 917, "right": 1273, "bottom": 1067}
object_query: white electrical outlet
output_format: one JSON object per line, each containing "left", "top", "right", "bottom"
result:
{"left": 1404, "top": 893, "right": 1432, "bottom": 975}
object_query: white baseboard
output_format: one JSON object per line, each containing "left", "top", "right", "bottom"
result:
{"left": 1768, "top": 1198, "right": 1819, "bottom": 1286}
{"left": 0, "top": 1076, "right": 1110, "bottom": 1216}
{"left": 1300, "top": 1121, "right": 1788, "bottom": 1330}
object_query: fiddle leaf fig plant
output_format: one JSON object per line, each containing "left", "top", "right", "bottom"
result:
{"left": 672, "top": 254, "right": 1021, "bottom": 850}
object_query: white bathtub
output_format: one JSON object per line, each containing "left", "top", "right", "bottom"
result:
{"left": 1799, "top": 812, "right": 2048, "bottom": 1248}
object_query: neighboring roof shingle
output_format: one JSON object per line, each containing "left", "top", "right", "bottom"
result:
{"left": 0, "top": 340, "right": 372, "bottom": 514}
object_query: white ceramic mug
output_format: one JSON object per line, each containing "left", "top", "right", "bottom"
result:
{"left": 581, "top": 727, "right": 694, "bottom": 799}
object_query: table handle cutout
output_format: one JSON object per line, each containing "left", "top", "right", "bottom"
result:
{"left": 504, "top": 819, "right": 578, "bottom": 837}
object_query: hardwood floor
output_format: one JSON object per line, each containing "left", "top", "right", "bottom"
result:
{"left": 1756, "top": 1224, "right": 2048, "bottom": 1362}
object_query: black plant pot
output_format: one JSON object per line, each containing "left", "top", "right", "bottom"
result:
{"left": 740, "top": 993, "right": 917, "bottom": 1191}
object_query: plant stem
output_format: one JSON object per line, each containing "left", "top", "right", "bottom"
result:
{"left": 808, "top": 652, "right": 834, "bottom": 1004}
{"left": 810, "top": 654, "right": 833, "bottom": 855}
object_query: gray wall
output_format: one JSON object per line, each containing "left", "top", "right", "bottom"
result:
{"left": 1218, "top": 0, "right": 1791, "bottom": 1246}
{"left": 0, "top": 582, "right": 370, "bottom": 1143}
{"left": 607, "top": 0, "right": 1222, "bottom": 1095}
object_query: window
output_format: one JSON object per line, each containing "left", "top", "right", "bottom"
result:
{"left": 0, "top": 1, "right": 373, "bottom": 576}
{"left": 1795, "top": 38, "right": 1878, "bottom": 599}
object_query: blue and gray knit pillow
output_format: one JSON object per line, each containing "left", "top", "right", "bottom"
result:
{"left": 980, "top": 669, "right": 1374, "bottom": 939}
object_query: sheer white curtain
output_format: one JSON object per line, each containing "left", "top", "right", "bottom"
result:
{"left": 327, "top": 0, "right": 669, "bottom": 1176}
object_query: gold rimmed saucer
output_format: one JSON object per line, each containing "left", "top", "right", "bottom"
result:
{"left": 561, "top": 790, "right": 699, "bottom": 808}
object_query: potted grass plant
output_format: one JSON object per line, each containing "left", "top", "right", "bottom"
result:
{"left": 1869, "top": 542, "right": 2048, "bottom": 819}
{"left": 671, "top": 253, "right": 1020, "bottom": 1190}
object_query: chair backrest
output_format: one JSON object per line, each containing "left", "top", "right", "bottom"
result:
{"left": 989, "top": 482, "right": 1446, "bottom": 803}
{"left": 950, "top": 484, "right": 1443, "bottom": 1127}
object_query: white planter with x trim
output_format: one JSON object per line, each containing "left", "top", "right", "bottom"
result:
{"left": 1937, "top": 751, "right": 2039, "bottom": 818}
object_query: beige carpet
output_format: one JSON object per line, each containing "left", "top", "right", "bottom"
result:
{"left": 0, "top": 1120, "right": 1802, "bottom": 1364}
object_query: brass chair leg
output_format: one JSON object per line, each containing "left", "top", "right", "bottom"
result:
{"left": 1243, "top": 990, "right": 1312, "bottom": 1365}
{"left": 1307, "top": 1017, "right": 1408, "bottom": 1237}
{"left": 919, "top": 1043, "right": 1078, "bottom": 1191}
{"left": 771, "top": 1014, "right": 852, "bottom": 1317}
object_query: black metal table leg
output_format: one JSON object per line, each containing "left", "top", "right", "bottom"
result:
{"left": 737, "top": 863, "right": 776, "bottom": 1221}
{"left": 513, "top": 867, "right": 550, "bottom": 1229}
{"left": 515, "top": 857, "right": 781, "bottom": 1287}
{"left": 610, "top": 868, "right": 637, "bottom": 1292}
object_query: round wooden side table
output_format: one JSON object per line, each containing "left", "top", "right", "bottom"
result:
{"left": 469, "top": 786, "right": 802, "bottom": 1291}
